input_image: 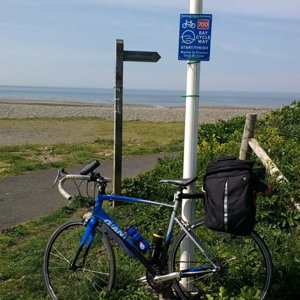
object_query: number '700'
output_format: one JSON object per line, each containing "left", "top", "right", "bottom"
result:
{"left": 197, "top": 19, "right": 209, "bottom": 30}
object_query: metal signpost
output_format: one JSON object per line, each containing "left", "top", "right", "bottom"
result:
{"left": 113, "top": 40, "right": 160, "bottom": 198}
{"left": 179, "top": 6, "right": 213, "bottom": 229}
{"left": 178, "top": 0, "right": 212, "bottom": 290}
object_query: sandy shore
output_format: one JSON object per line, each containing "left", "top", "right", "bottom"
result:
{"left": 0, "top": 99, "right": 271, "bottom": 123}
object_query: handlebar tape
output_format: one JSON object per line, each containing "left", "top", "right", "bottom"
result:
{"left": 58, "top": 175, "right": 90, "bottom": 200}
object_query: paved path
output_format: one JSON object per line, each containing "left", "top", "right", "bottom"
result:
{"left": 0, "top": 153, "right": 178, "bottom": 231}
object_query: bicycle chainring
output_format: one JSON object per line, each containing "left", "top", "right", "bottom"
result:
{"left": 146, "top": 269, "right": 172, "bottom": 293}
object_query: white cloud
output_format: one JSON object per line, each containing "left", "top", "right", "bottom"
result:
{"left": 207, "top": 0, "right": 300, "bottom": 20}
{"left": 37, "top": 0, "right": 185, "bottom": 10}
{"left": 1, "top": 0, "right": 299, "bottom": 92}
{"left": 93, "top": 0, "right": 184, "bottom": 9}
{"left": 6, "top": 0, "right": 300, "bottom": 19}
{"left": 96, "top": 0, "right": 300, "bottom": 20}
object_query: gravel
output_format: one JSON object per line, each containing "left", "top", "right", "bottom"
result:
{"left": 0, "top": 101, "right": 271, "bottom": 123}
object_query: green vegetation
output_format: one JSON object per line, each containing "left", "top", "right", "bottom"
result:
{"left": 0, "top": 119, "right": 184, "bottom": 176}
{"left": 0, "top": 102, "right": 299, "bottom": 299}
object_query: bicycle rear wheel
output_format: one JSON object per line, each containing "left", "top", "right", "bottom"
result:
{"left": 169, "top": 218, "right": 272, "bottom": 300}
{"left": 44, "top": 220, "right": 115, "bottom": 300}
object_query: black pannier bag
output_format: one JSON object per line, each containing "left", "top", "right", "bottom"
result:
{"left": 203, "top": 156, "right": 257, "bottom": 236}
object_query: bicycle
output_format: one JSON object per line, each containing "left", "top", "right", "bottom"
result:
{"left": 44, "top": 160, "right": 272, "bottom": 300}
{"left": 182, "top": 20, "right": 196, "bottom": 29}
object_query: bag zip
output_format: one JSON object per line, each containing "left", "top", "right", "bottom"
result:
{"left": 224, "top": 180, "right": 228, "bottom": 232}
{"left": 205, "top": 166, "right": 252, "bottom": 175}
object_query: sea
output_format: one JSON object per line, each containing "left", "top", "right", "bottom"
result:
{"left": 0, "top": 85, "right": 299, "bottom": 108}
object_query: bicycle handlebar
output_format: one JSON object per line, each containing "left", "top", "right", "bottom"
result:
{"left": 80, "top": 160, "right": 100, "bottom": 175}
{"left": 58, "top": 174, "right": 91, "bottom": 200}
{"left": 56, "top": 160, "right": 111, "bottom": 200}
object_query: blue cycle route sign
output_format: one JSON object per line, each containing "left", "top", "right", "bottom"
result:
{"left": 178, "top": 14, "right": 212, "bottom": 61}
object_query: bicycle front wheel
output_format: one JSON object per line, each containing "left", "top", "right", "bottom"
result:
{"left": 169, "top": 218, "right": 272, "bottom": 300}
{"left": 44, "top": 220, "right": 115, "bottom": 300}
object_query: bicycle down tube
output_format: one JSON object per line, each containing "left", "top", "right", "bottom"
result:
{"left": 81, "top": 193, "right": 178, "bottom": 275}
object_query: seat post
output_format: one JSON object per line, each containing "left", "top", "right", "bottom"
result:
{"left": 174, "top": 186, "right": 185, "bottom": 203}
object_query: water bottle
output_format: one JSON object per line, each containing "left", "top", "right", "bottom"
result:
{"left": 148, "top": 230, "right": 164, "bottom": 264}
{"left": 126, "top": 226, "right": 150, "bottom": 254}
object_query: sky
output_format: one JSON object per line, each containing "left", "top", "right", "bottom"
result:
{"left": 0, "top": 0, "right": 300, "bottom": 93}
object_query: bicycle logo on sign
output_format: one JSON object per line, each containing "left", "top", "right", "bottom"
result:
{"left": 182, "top": 19, "right": 196, "bottom": 29}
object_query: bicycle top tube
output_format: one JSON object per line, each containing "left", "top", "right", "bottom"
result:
{"left": 99, "top": 193, "right": 175, "bottom": 208}
{"left": 91, "top": 194, "right": 176, "bottom": 241}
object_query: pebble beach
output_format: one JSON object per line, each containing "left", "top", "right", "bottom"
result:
{"left": 0, "top": 100, "right": 271, "bottom": 123}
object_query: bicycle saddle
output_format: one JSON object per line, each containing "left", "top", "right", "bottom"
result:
{"left": 160, "top": 176, "right": 198, "bottom": 187}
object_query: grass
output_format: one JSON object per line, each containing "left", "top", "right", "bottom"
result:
{"left": 0, "top": 118, "right": 184, "bottom": 298}
{"left": 2, "top": 103, "right": 299, "bottom": 299}
{"left": 0, "top": 118, "right": 184, "bottom": 177}
{"left": 0, "top": 199, "right": 158, "bottom": 300}
{"left": 0, "top": 201, "right": 89, "bottom": 299}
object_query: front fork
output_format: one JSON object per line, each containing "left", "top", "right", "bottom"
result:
{"left": 70, "top": 216, "right": 97, "bottom": 270}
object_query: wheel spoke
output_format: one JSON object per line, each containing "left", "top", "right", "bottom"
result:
{"left": 169, "top": 219, "right": 272, "bottom": 300}
{"left": 44, "top": 221, "right": 115, "bottom": 299}
{"left": 82, "top": 268, "right": 110, "bottom": 277}
{"left": 50, "top": 246, "right": 71, "bottom": 264}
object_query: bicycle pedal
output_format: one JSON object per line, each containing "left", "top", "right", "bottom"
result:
{"left": 136, "top": 276, "right": 147, "bottom": 284}
{"left": 83, "top": 212, "right": 92, "bottom": 221}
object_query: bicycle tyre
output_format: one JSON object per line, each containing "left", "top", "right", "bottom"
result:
{"left": 44, "top": 220, "right": 115, "bottom": 300}
{"left": 169, "top": 218, "right": 272, "bottom": 300}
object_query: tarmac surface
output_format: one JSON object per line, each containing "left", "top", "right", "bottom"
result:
{"left": 0, "top": 152, "right": 178, "bottom": 231}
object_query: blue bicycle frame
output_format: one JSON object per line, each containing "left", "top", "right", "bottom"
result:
{"left": 77, "top": 192, "right": 179, "bottom": 275}
{"left": 74, "top": 189, "right": 217, "bottom": 277}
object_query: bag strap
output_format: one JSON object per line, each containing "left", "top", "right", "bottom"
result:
{"left": 204, "top": 157, "right": 254, "bottom": 181}
{"left": 215, "top": 156, "right": 237, "bottom": 162}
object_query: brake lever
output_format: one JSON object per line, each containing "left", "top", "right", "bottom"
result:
{"left": 52, "top": 168, "right": 68, "bottom": 188}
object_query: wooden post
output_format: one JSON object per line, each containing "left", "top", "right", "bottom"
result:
{"left": 112, "top": 40, "right": 160, "bottom": 204}
{"left": 249, "top": 138, "right": 300, "bottom": 211}
{"left": 249, "top": 138, "right": 288, "bottom": 182}
{"left": 239, "top": 113, "right": 257, "bottom": 160}
{"left": 113, "top": 39, "right": 124, "bottom": 198}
